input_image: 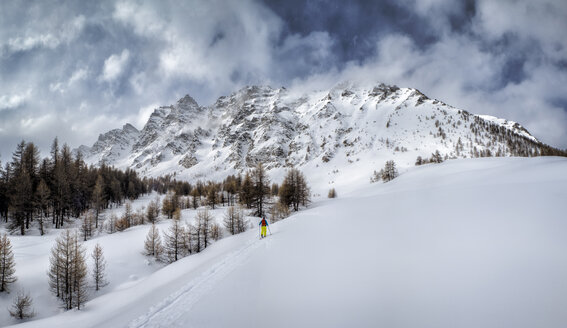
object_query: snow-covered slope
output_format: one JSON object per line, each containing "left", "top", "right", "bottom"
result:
{"left": 5, "top": 157, "right": 567, "bottom": 327}
{"left": 78, "top": 82, "right": 561, "bottom": 191}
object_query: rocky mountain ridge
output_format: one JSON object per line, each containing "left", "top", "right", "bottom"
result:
{"left": 77, "top": 81, "right": 564, "bottom": 187}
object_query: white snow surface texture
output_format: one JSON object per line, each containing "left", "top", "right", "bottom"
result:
{"left": 4, "top": 157, "right": 567, "bottom": 327}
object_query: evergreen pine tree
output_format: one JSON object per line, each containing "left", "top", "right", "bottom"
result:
{"left": 162, "top": 191, "right": 178, "bottom": 219}
{"left": 0, "top": 162, "right": 9, "bottom": 223}
{"left": 8, "top": 290, "right": 35, "bottom": 320}
{"left": 252, "top": 163, "right": 270, "bottom": 217}
{"left": 146, "top": 197, "right": 160, "bottom": 224}
{"left": 279, "top": 168, "right": 310, "bottom": 211}
{"left": 190, "top": 188, "right": 200, "bottom": 209}
{"left": 207, "top": 184, "right": 218, "bottom": 209}
{"left": 192, "top": 209, "right": 214, "bottom": 253}
{"left": 91, "top": 175, "right": 105, "bottom": 229}
{"left": 72, "top": 230, "right": 88, "bottom": 310}
{"left": 164, "top": 219, "right": 186, "bottom": 263}
{"left": 328, "top": 188, "right": 337, "bottom": 198}
{"left": 35, "top": 179, "right": 50, "bottom": 235}
{"left": 80, "top": 212, "right": 94, "bottom": 241}
{"left": 381, "top": 160, "right": 399, "bottom": 182}
{"left": 144, "top": 224, "right": 164, "bottom": 260}
{"left": 223, "top": 206, "right": 245, "bottom": 235}
{"left": 240, "top": 173, "right": 254, "bottom": 209}
{"left": 48, "top": 230, "right": 88, "bottom": 310}
{"left": 0, "top": 233, "right": 17, "bottom": 292}
{"left": 91, "top": 243, "right": 108, "bottom": 291}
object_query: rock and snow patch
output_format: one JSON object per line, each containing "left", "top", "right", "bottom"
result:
{"left": 76, "top": 82, "right": 554, "bottom": 193}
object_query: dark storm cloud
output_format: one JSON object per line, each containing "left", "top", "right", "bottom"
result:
{"left": 263, "top": 0, "right": 441, "bottom": 64}
{"left": 284, "top": 0, "right": 567, "bottom": 149}
{"left": 0, "top": 0, "right": 566, "bottom": 161}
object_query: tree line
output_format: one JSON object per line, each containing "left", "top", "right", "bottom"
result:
{"left": 0, "top": 139, "right": 147, "bottom": 235}
{"left": 146, "top": 163, "right": 310, "bottom": 219}
{"left": 142, "top": 165, "right": 311, "bottom": 264}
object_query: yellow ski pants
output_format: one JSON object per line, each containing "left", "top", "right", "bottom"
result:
{"left": 261, "top": 226, "right": 267, "bottom": 237}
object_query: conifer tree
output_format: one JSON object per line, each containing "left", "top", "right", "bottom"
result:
{"left": 0, "top": 233, "right": 17, "bottom": 292}
{"left": 430, "top": 150, "right": 443, "bottom": 163}
{"left": 0, "top": 162, "right": 9, "bottom": 223}
{"left": 240, "top": 172, "right": 254, "bottom": 209}
{"left": 9, "top": 141, "right": 33, "bottom": 235}
{"left": 91, "top": 175, "right": 105, "bottom": 228}
{"left": 8, "top": 290, "right": 35, "bottom": 320}
{"left": 80, "top": 212, "right": 94, "bottom": 241}
{"left": 164, "top": 219, "right": 186, "bottom": 263}
{"left": 328, "top": 188, "right": 337, "bottom": 198}
{"left": 279, "top": 168, "right": 310, "bottom": 211}
{"left": 207, "top": 184, "right": 218, "bottom": 209}
{"left": 415, "top": 156, "right": 424, "bottom": 166}
{"left": 223, "top": 206, "right": 245, "bottom": 235}
{"left": 48, "top": 230, "right": 88, "bottom": 310}
{"left": 190, "top": 188, "right": 200, "bottom": 209}
{"left": 210, "top": 223, "right": 222, "bottom": 241}
{"left": 173, "top": 208, "right": 181, "bottom": 221}
{"left": 35, "top": 179, "right": 51, "bottom": 235}
{"left": 144, "top": 224, "right": 164, "bottom": 260}
{"left": 72, "top": 231, "right": 88, "bottom": 310}
{"left": 162, "top": 191, "right": 178, "bottom": 219}
{"left": 252, "top": 163, "right": 270, "bottom": 217}
{"left": 146, "top": 197, "right": 160, "bottom": 224}
{"left": 381, "top": 160, "right": 398, "bottom": 182}
{"left": 123, "top": 202, "right": 134, "bottom": 228}
{"left": 370, "top": 170, "right": 381, "bottom": 183}
{"left": 192, "top": 209, "right": 214, "bottom": 253}
{"left": 91, "top": 243, "right": 108, "bottom": 291}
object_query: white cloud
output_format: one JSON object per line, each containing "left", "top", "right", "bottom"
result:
{"left": 69, "top": 67, "right": 89, "bottom": 85}
{"left": 474, "top": 0, "right": 567, "bottom": 61}
{"left": 4, "top": 15, "right": 86, "bottom": 53}
{"left": 101, "top": 49, "right": 130, "bottom": 82}
{"left": 48, "top": 68, "right": 90, "bottom": 94}
{"left": 112, "top": 0, "right": 283, "bottom": 94}
{"left": 7, "top": 34, "right": 60, "bottom": 52}
{"left": 0, "top": 90, "right": 31, "bottom": 111}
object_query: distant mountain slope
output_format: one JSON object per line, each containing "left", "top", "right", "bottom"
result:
{"left": 77, "top": 81, "right": 565, "bottom": 187}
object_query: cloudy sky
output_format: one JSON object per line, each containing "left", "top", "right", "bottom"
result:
{"left": 1, "top": 0, "right": 566, "bottom": 160}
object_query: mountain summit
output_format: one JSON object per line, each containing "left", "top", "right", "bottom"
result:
{"left": 78, "top": 82, "right": 563, "bottom": 188}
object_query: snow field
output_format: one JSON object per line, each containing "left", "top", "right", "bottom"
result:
{"left": 130, "top": 157, "right": 567, "bottom": 328}
{"left": 0, "top": 193, "right": 257, "bottom": 327}
{"left": 3, "top": 156, "right": 567, "bottom": 327}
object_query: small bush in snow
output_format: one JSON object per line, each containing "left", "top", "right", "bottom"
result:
{"left": 328, "top": 188, "right": 337, "bottom": 198}
{"left": 210, "top": 223, "right": 222, "bottom": 241}
{"left": 8, "top": 290, "right": 35, "bottom": 320}
{"left": 381, "top": 160, "right": 398, "bottom": 182}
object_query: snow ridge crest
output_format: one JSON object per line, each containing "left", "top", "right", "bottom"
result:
{"left": 77, "top": 81, "right": 549, "bottom": 180}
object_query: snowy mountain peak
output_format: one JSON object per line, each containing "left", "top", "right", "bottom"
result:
{"left": 122, "top": 123, "right": 139, "bottom": 134}
{"left": 177, "top": 94, "right": 199, "bottom": 108}
{"left": 78, "top": 82, "right": 562, "bottom": 189}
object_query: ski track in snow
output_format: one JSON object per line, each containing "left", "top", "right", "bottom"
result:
{"left": 128, "top": 236, "right": 266, "bottom": 328}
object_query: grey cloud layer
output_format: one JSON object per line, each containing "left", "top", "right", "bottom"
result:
{"left": 0, "top": 0, "right": 566, "bottom": 160}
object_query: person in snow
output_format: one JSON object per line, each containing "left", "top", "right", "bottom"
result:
{"left": 259, "top": 216, "right": 269, "bottom": 238}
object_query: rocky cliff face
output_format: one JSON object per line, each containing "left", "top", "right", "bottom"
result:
{"left": 77, "top": 123, "right": 139, "bottom": 166}
{"left": 78, "top": 81, "right": 559, "bottom": 185}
